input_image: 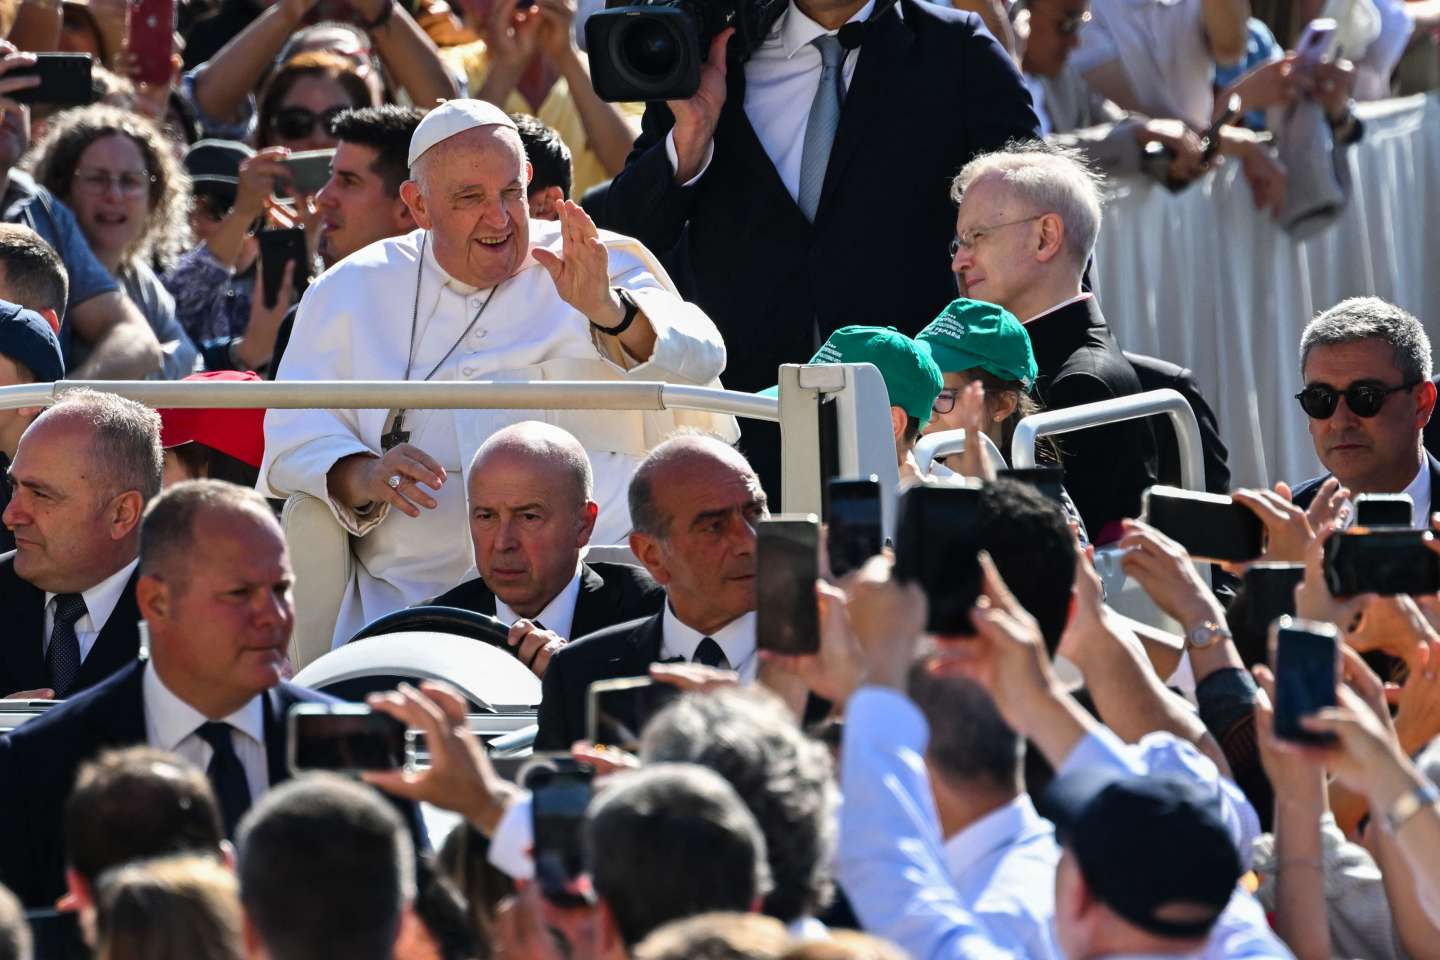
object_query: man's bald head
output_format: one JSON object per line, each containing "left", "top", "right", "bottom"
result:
{"left": 468, "top": 421, "right": 593, "bottom": 507}
{"left": 629, "top": 433, "right": 758, "bottom": 540}
{"left": 464, "top": 423, "right": 600, "bottom": 618}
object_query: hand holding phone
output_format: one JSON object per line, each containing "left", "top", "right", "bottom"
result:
{"left": 525, "top": 758, "right": 594, "bottom": 907}
{"left": 586, "top": 676, "right": 677, "bottom": 751}
{"left": 894, "top": 481, "right": 983, "bottom": 634}
{"left": 8, "top": 53, "right": 92, "bottom": 107}
{"left": 1142, "top": 486, "right": 1265, "bottom": 564}
{"left": 257, "top": 227, "right": 310, "bottom": 309}
{"left": 826, "top": 476, "right": 882, "bottom": 578}
{"left": 128, "top": 0, "right": 177, "bottom": 86}
{"left": 1323, "top": 529, "right": 1440, "bottom": 596}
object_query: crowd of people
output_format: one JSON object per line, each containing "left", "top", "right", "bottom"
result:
{"left": 0, "top": 0, "right": 1435, "bottom": 954}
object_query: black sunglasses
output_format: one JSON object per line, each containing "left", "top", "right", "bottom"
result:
{"left": 1295, "top": 380, "right": 1420, "bottom": 419}
{"left": 269, "top": 105, "right": 347, "bottom": 142}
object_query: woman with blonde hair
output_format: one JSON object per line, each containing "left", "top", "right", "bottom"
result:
{"left": 93, "top": 855, "right": 244, "bottom": 960}
{"left": 27, "top": 104, "right": 199, "bottom": 378}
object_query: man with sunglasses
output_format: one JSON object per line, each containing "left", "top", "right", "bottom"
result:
{"left": 950, "top": 144, "right": 1156, "bottom": 542}
{"left": 1289, "top": 297, "right": 1438, "bottom": 527}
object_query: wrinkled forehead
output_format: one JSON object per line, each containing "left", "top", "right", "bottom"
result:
{"left": 1302, "top": 337, "right": 1404, "bottom": 384}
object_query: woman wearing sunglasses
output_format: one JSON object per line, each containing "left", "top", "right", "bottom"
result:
{"left": 26, "top": 105, "right": 201, "bottom": 380}
{"left": 258, "top": 51, "right": 374, "bottom": 151}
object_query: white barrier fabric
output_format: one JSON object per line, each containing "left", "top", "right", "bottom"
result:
{"left": 1094, "top": 93, "right": 1440, "bottom": 491}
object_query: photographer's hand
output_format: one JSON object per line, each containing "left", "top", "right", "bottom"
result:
{"left": 667, "top": 28, "right": 733, "bottom": 183}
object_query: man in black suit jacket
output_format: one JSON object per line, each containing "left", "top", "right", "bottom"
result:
{"left": 0, "top": 480, "right": 422, "bottom": 908}
{"left": 429, "top": 423, "right": 665, "bottom": 675}
{"left": 1287, "top": 298, "right": 1438, "bottom": 527}
{"left": 1124, "top": 352, "right": 1230, "bottom": 495}
{"left": 590, "top": 0, "right": 1038, "bottom": 495}
{"left": 0, "top": 390, "right": 162, "bottom": 698}
{"left": 950, "top": 145, "right": 1156, "bottom": 540}
{"left": 537, "top": 435, "right": 768, "bottom": 750}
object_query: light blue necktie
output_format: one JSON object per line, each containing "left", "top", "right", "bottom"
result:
{"left": 797, "top": 34, "right": 847, "bottom": 222}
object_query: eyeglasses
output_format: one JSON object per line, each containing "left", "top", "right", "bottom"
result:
{"left": 1295, "top": 380, "right": 1420, "bottom": 419}
{"left": 949, "top": 215, "right": 1045, "bottom": 258}
{"left": 269, "top": 105, "right": 347, "bottom": 142}
{"left": 933, "top": 389, "right": 958, "bottom": 415}
{"left": 73, "top": 170, "right": 153, "bottom": 197}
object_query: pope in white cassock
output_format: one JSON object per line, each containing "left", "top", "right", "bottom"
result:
{"left": 260, "top": 100, "right": 736, "bottom": 647}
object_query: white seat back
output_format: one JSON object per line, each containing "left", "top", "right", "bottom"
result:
{"left": 282, "top": 492, "right": 352, "bottom": 671}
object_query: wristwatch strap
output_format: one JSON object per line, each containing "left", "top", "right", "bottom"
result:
{"left": 1186, "top": 619, "right": 1232, "bottom": 650}
{"left": 1384, "top": 779, "right": 1440, "bottom": 835}
{"left": 593, "top": 287, "right": 640, "bottom": 336}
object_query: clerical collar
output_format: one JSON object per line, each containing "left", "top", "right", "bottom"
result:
{"left": 420, "top": 229, "right": 483, "bottom": 296}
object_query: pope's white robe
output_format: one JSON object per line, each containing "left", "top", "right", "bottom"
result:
{"left": 260, "top": 219, "right": 736, "bottom": 647}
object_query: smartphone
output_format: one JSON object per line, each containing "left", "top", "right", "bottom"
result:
{"left": 525, "top": 759, "right": 594, "bottom": 907}
{"left": 286, "top": 704, "right": 408, "bottom": 775}
{"left": 275, "top": 148, "right": 335, "bottom": 198}
{"left": 9, "top": 54, "right": 93, "bottom": 107}
{"left": 1295, "top": 17, "right": 1338, "bottom": 67}
{"left": 998, "top": 466, "right": 1066, "bottom": 505}
{"left": 1269, "top": 617, "right": 1339, "bottom": 744}
{"left": 826, "top": 475, "right": 882, "bottom": 578}
{"left": 586, "top": 676, "right": 677, "bottom": 751}
{"left": 128, "top": 0, "right": 176, "bottom": 86}
{"left": 1240, "top": 562, "right": 1305, "bottom": 635}
{"left": 1323, "top": 529, "right": 1440, "bottom": 596}
{"left": 1200, "top": 92, "right": 1243, "bottom": 163}
{"left": 257, "top": 227, "right": 310, "bottom": 309}
{"left": 894, "top": 480, "right": 983, "bottom": 634}
{"left": 1142, "top": 486, "right": 1264, "bottom": 563}
{"left": 1354, "top": 493, "right": 1413, "bottom": 528}
{"left": 756, "top": 514, "right": 821, "bottom": 655}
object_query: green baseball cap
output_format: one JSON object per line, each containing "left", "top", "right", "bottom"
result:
{"left": 917, "top": 299, "right": 1038, "bottom": 390}
{"left": 761, "top": 325, "right": 944, "bottom": 425}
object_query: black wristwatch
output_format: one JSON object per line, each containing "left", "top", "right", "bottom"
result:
{"left": 593, "top": 287, "right": 640, "bottom": 336}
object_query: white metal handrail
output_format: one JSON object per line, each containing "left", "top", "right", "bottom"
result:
{"left": 0, "top": 380, "right": 781, "bottom": 422}
{"left": 1011, "top": 389, "right": 1204, "bottom": 493}
{"left": 913, "top": 428, "right": 1007, "bottom": 473}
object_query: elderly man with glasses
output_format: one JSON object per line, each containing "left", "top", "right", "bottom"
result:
{"left": 1287, "top": 297, "right": 1439, "bottom": 526}
{"left": 949, "top": 143, "right": 1156, "bottom": 542}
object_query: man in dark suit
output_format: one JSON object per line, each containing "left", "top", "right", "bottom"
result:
{"left": 537, "top": 434, "right": 766, "bottom": 750}
{"left": 429, "top": 422, "right": 664, "bottom": 676}
{"left": 1288, "top": 298, "right": 1438, "bottom": 525}
{"left": 1124, "top": 352, "right": 1230, "bottom": 495}
{"left": 951, "top": 144, "right": 1156, "bottom": 541}
{"left": 0, "top": 389, "right": 162, "bottom": 699}
{"left": 590, "top": 0, "right": 1039, "bottom": 495}
{"left": 0, "top": 480, "right": 414, "bottom": 908}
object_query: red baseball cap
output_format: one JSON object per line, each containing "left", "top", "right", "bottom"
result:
{"left": 158, "top": 371, "right": 266, "bottom": 469}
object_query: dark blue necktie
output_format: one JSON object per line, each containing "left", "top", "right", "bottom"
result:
{"left": 46, "top": 593, "right": 87, "bottom": 697}
{"left": 693, "top": 637, "right": 731, "bottom": 670}
{"left": 195, "top": 721, "right": 253, "bottom": 838}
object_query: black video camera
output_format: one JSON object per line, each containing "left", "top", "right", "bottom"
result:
{"left": 584, "top": 0, "right": 787, "bottom": 101}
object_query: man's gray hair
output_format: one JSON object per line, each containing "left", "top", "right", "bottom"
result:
{"left": 468, "top": 421, "right": 594, "bottom": 504}
{"left": 951, "top": 141, "right": 1104, "bottom": 271}
{"left": 640, "top": 688, "right": 837, "bottom": 924}
{"left": 140, "top": 480, "right": 278, "bottom": 582}
{"left": 628, "top": 431, "right": 755, "bottom": 540}
{"left": 1300, "top": 297, "right": 1433, "bottom": 383}
{"left": 36, "top": 389, "right": 162, "bottom": 503}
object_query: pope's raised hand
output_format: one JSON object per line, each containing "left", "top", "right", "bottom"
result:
{"left": 532, "top": 200, "right": 623, "bottom": 328}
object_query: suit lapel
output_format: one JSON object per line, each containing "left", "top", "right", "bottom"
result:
{"left": 817, "top": 3, "right": 907, "bottom": 216}
{"left": 571, "top": 564, "right": 607, "bottom": 640}
{"left": 629, "top": 612, "right": 665, "bottom": 670}
{"left": 75, "top": 569, "right": 142, "bottom": 691}
{"left": 262, "top": 685, "right": 297, "bottom": 788}
{"left": 3, "top": 570, "right": 47, "bottom": 692}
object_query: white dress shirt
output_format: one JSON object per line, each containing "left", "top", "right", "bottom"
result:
{"left": 43, "top": 558, "right": 138, "bottom": 662}
{"left": 142, "top": 661, "right": 270, "bottom": 803}
{"left": 494, "top": 565, "right": 583, "bottom": 640}
{"left": 942, "top": 797, "right": 1063, "bottom": 960}
{"left": 665, "top": 0, "right": 879, "bottom": 195}
{"left": 659, "top": 604, "right": 758, "bottom": 680}
{"left": 1403, "top": 457, "right": 1432, "bottom": 528}
{"left": 261, "top": 219, "right": 735, "bottom": 646}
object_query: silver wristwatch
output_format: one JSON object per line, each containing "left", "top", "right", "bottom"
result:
{"left": 1186, "top": 619, "right": 1232, "bottom": 650}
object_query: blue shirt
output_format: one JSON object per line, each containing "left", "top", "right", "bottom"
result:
{"left": 837, "top": 688, "right": 1294, "bottom": 960}
{"left": 1, "top": 170, "right": 120, "bottom": 363}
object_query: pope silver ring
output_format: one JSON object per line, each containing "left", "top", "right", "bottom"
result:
{"left": 387, "top": 474, "right": 402, "bottom": 489}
